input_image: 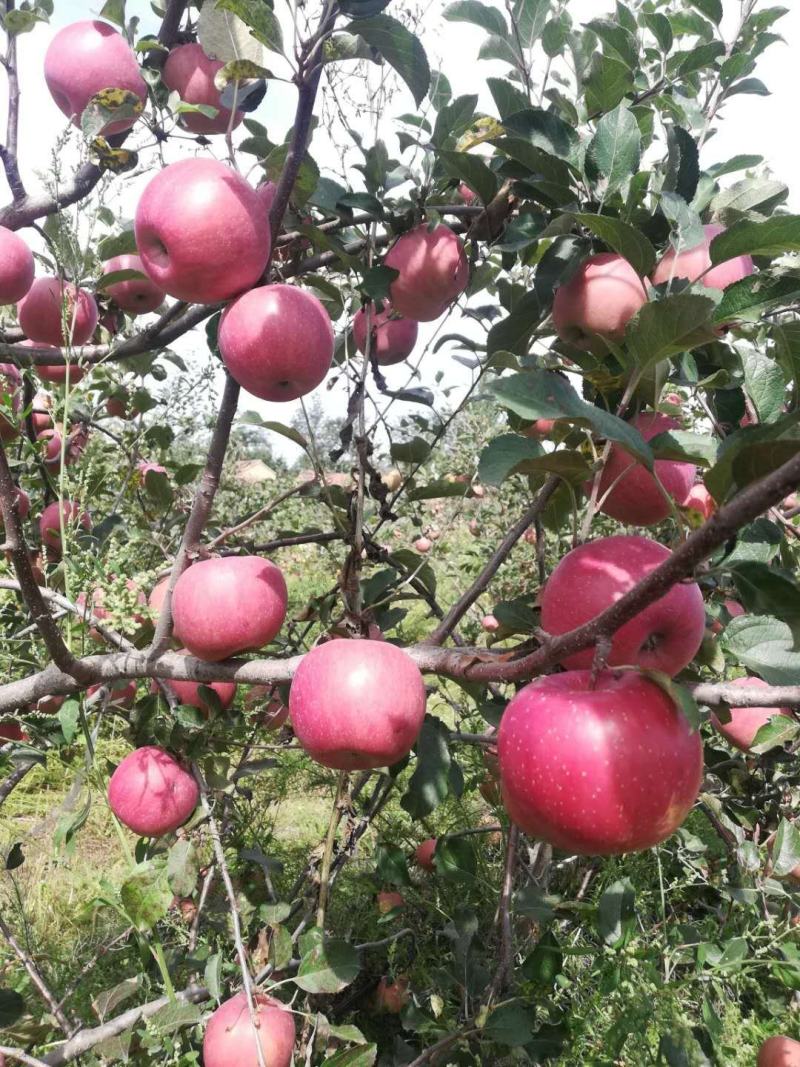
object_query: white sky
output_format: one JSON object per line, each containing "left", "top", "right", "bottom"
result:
{"left": 1, "top": 0, "right": 798, "bottom": 462}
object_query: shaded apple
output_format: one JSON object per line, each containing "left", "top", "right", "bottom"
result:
{"left": 36, "top": 694, "right": 65, "bottom": 715}
{"left": 102, "top": 253, "right": 166, "bottom": 314}
{"left": 352, "top": 301, "right": 419, "bottom": 365}
{"left": 374, "top": 976, "right": 409, "bottom": 1014}
{"left": 289, "top": 639, "right": 426, "bottom": 770}
{"left": 39, "top": 499, "right": 92, "bottom": 552}
{"left": 523, "top": 418, "right": 556, "bottom": 439}
{"left": 203, "top": 991, "right": 295, "bottom": 1067}
{"left": 683, "top": 482, "right": 716, "bottom": 522}
{"left": 498, "top": 670, "right": 703, "bottom": 854}
{"left": 415, "top": 838, "right": 437, "bottom": 872}
{"left": 757, "top": 1036, "right": 800, "bottom": 1067}
{"left": 155, "top": 651, "right": 237, "bottom": 714}
{"left": 88, "top": 679, "right": 137, "bottom": 708}
{"left": 540, "top": 534, "right": 706, "bottom": 675}
{"left": 0, "top": 226, "right": 34, "bottom": 304}
{"left": 652, "top": 223, "right": 754, "bottom": 292}
{"left": 162, "top": 42, "right": 244, "bottom": 136}
{"left": 457, "top": 182, "right": 477, "bottom": 202}
{"left": 31, "top": 391, "right": 54, "bottom": 435}
{"left": 481, "top": 614, "right": 500, "bottom": 633}
{"left": 219, "top": 284, "right": 333, "bottom": 401}
{"left": 17, "top": 341, "right": 89, "bottom": 386}
{"left": 0, "top": 721, "right": 26, "bottom": 742}
{"left": 710, "top": 676, "right": 793, "bottom": 752}
{"left": 18, "top": 278, "right": 98, "bottom": 346}
{"left": 384, "top": 223, "right": 469, "bottom": 321}
{"left": 107, "top": 746, "right": 198, "bottom": 837}
{"left": 553, "top": 253, "right": 647, "bottom": 351}
{"left": 256, "top": 180, "right": 276, "bottom": 213}
{"left": 377, "top": 890, "right": 405, "bottom": 914}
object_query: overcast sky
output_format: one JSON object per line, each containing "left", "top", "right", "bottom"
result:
{"left": 2, "top": 0, "right": 797, "bottom": 462}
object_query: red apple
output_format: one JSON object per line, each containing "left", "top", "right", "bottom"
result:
{"left": 31, "top": 391, "right": 54, "bottom": 434}
{"left": 158, "top": 672, "right": 238, "bottom": 715}
{"left": 38, "top": 428, "right": 64, "bottom": 468}
{"left": 414, "top": 837, "right": 437, "bottom": 872}
{"left": 0, "top": 721, "right": 25, "bottom": 742}
{"left": 162, "top": 43, "right": 244, "bottom": 136}
{"left": 172, "top": 555, "right": 288, "bottom": 662}
{"left": 289, "top": 639, "right": 426, "bottom": 770}
{"left": 106, "top": 394, "right": 138, "bottom": 419}
{"left": 457, "top": 182, "right": 477, "bottom": 202}
{"left": 108, "top": 746, "right": 198, "bottom": 836}
{"left": 103, "top": 253, "right": 165, "bottom": 314}
{"left": 18, "top": 278, "right": 98, "bottom": 346}
{"left": 683, "top": 482, "right": 716, "bottom": 521}
{"left": 758, "top": 1036, "right": 800, "bottom": 1067}
{"left": 384, "top": 223, "right": 469, "bottom": 321}
{"left": 136, "top": 460, "right": 168, "bottom": 482}
{"left": 7, "top": 486, "right": 30, "bottom": 522}
{"left": 35, "top": 694, "right": 64, "bottom": 715}
{"left": 17, "top": 341, "right": 89, "bottom": 386}
{"left": 244, "top": 687, "right": 290, "bottom": 731}
{"left": 523, "top": 527, "right": 537, "bottom": 545}
{"left": 352, "top": 301, "right": 419, "bottom": 365}
{"left": 76, "top": 586, "right": 108, "bottom": 642}
{"left": 148, "top": 576, "right": 170, "bottom": 618}
{"left": 374, "top": 976, "right": 409, "bottom": 1014}
{"left": 481, "top": 614, "right": 500, "bottom": 633}
{"left": 0, "top": 226, "right": 34, "bottom": 303}
{"left": 203, "top": 991, "right": 295, "bottom": 1067}
{"left": 377, "top": 890, "right": 405, "bottom": 914}
{"left": 540, "top": 534, "right": 706, "bottom": 675}
{"left": 523, "top": 418, "right": 556, "bottom": 439}
{"left": 553, "top": 252, "right": 647, "bottom": 351}
{"left": 0, "top": 363, "right": 21, "bottom": 442}
{"left": 725, "top": 598, "right": 745, "bottom": 619}
{"left": 652, "top": 223, "right": 754, "bottom": 292}
{"left": 219, "top": 284, "right": 333, "bottom": 402}
{"left": 591, "top": 412, "right": 696, "bottom": 526}
{"left": 88, "top": 679, "right": 137, "bottom": 708}
{"left": 710, "top": 676, "right": 793, "bottom": 752}
{"left": 256, "top": 180, "right": 276, "bottom": 213}
{"left": 135, "top": 158, "right": 270, "bottom": 304}
{"left": 39, "top": 499, "right": 91, "bottom": 552}
{"left": 498, "top": 670, "right": 703, "bottom": 854}
{"left": 414, "top": 536, "right": 432, "bottom": 553}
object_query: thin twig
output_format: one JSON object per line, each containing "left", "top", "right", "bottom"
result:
{"left": 0, "top": 913, "right": 72, "bottom": 1034}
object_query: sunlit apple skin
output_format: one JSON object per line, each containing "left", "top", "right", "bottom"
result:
{"left": 652, "top": 223, "right": 755, "bottom": 291}
{"left": 0, "top": 363, "right": 21, "bottom": 442}
{"left": 710, "top": 676, "right": 793, "bottom": 752}
{"left": 107, "top": 746, "right": 198, "bottom": 837}
{"left": 352, "top": 301, "right": 419, "bottom": 365}
{"left": 162, "top": 43, "right": 244, "bottom": 136}
{"left": 103, "top": 254, "right": 166, "bottom": 314}
{"left": 0, "top": 227, "right": 34, "bottom": 304}
{"left": 219, "top": 284, "right": 333, "bottom": 401}
{"left": 18, "top": 278, "right": 98, "bottom": 346}
{"left": 384, "top": 223, "right": 469, "bottom": 322}
{"left": 553, "top": 253, "right": 647, "bottom": 351}
{"left": 44, "top": 20, "right": 147, "bottom": 135}
{"left": 39, "top": 499, "right": 91, "bottom": 552}
{"left": 498, "top": 670, "right": 703, "bottom": 854}
{"left": 758, "top": 1036, "right": 800, "bottom": 1067}
{"left": 172, "top": 556, "right": 288, "bottom": 662}
{"left": 289, "top": 639, "right": 427, "bottom": 770}
{"left": 541, "top": 535, "right": 706, "bottom": 675}
{"left": 415, "top": 837, "right": 437, "bottom": 871}
{"left": 203, "top": 991, "right": 295, "bottom": 1067}
{"left": 591, "top": 412, "right": 696, "bottom": 526}
{"left": 135, "top": 159, "right": 270, "bottom": 304}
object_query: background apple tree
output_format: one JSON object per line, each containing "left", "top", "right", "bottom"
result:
{"left": 2, "top": 0, "right": 800, "bottom": 1064}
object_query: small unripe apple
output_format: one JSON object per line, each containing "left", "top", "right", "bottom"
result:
{"left": 498, "top": 670, "right": 703, "bottom": 854}
{"left": 172, "top": 555, "right": 288, "bottom": 662}
{"left": 468, "top": 519, "right": 480, "bottom": 537}
{"left": 591, "top": 412, "right": 696, "bottom": 526}
{"left": 523, "top": 527, "right": 537, "bottom": 546}
{"left": 683, "top": 482, "right": 716, "bottom": 521}
{"left": 710, "top": 676, "right": 793, "bottom": 752}
{"left": 541, "top": 534, "right": 706, "bottom": 675}
{"left": 0, "top": 363, "right": 21, "bottom": 442}
{"left": 44, "top": 20, "right": 147, "bottom": 135}
{"left": 414, "top": 838, "right": 437, "bottom": 872}
{"left": 162, "top": 43, "right": 244, "bottom": 136}
{"left": 352, "top": 301, "right": 419, "bottom": 365}
{"left": 203, "top": 991, "right": 295, "bottom": 1067}
{"left": 374, "top": 976, "right": 409, "bottom": 1014}
{"left": 39, "top": 499, "right": 91, "bottom": 552}
{"left": 481, "top": 614, "right": 500, "bottom": 633}
{"left": 88, "top": 680, "right": 137, "bottom": 708}
{"left": 219, "top": 284, "right": 334, "bottom": 402}
{"left": 0, "top": 226, "right": 34, "bottom": 303}
{"left": 757, "top": 1035, "right": 800, "bottom": 1067}
{"left": 652, "top": 223, "right": 754, "bottom": 292}
{"left": 553, "top": 253, "right": 647, "bottom": 351}
{"left": 377, "top": 890, "right": 405, "bottom": 914}
{"left": 103, "top": 253, "right": 166, "bottom": 314}
{"left": 108, "top": 746, "right": 198, "bottom": 836}
{"left": 135, "top": 158, "right": 270, "bottom": 304}
{"left": 289, "top": 639, "right": 426, "bottom": 770}
{"left": 523, "top": 418, "right": 556, "bottom": 439}
{"left": 384, "top": 223, "right": 469, "bottom": 321}
{"left": 414, "top": 536, "right": 432, "bottom": 553}
{"left": 18, "top": 278, "right": 98, "bottom": 347}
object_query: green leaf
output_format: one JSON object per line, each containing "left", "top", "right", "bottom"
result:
{"left": 167, "top": 839, "right": 199, "bottom": 898}
{"left": 408, "top": 479, "right": 471, "bottom": 501}
{"left": 143, "top": 468, "right": 173, "bottom": 508}
{"left": 487, "top": 77, "right": 531, "bottom": 119}
{"left": 732, "top": 562, "right": 800, "bottom": 633}
{"left": 438, "top": 150, "right": 498, "bottom": 205}
{"left": 432, "top": 93, "right": 478, "bottom": 147}
{"left": 346, "top": 15, "right": 430, "bottom": 106}
{"left": 434, "top": 837, "right": 477, "bottom": 881}
{"left": 587, "top": 19, "right": 638, "bottom": 69}
{"left": 570, "top": 212, "right": 655, "bottom": 277}
{"left": 521, "top": 929, "right": 563, "bottom": 989}
{"left": 443, "top": 0, "right": 507, "bottom": 36}
{"left": 58, "top": 699, "right": 80, "bottom": 744}
{"left": 240, "top": 415, "right": 308, "bottom": 450}
{"left": 649, "top": 430, "right": 718, "bottom": 467}
{"left": 659, "top": 191, "right": 705, "bottom": 252}
{"left": 485, "top": 1001, "right": 537, "bottom": 1047}
{"left": 664, "top": 126, "right": 700, "bottom": 204}
{"left": 512, "top": 0, "right": 550, "bottom": 49}
{"left": 119, "top": 861, "right": 173, "bottom": 931}
{"left": 586, "top": 103, "right": 641, "bottom": 195}
{"left": 215, "top": 0, "right": 283, "bottom": 55}
{"left": 390, "top": 436, "right": 430, "bottom": 463}
{"left": 339, "top": 0, "right": 391, "bottom": 15}
{"left": 295, "top": 938, "right": 360, "bottom": 994}
{"left": 479, "top": 434, "right": 543, "bottom": 486}
{"left": 691, "top": 0, "right": 722, "bottom": 23}
{"left": 715, "top": 274, "right": 800, "bottom": 325}
{"left": 711, "top": 178, "right": 788, "bottom": 222}
{"left": 197, "top": 0, "right": 265, "bottom": 63}
{"left": 515, "top": 885, "right": 558, "bottom": 924}
{"left": 710, "top": 216, "right": 800, "bottom": 264}
{"left": 721, "top": 615, "right": 800, "bottom": 685}
{"left": 374, "top": 843, "right": 411, "bottom": 887}
{"left": 542, "top": 13, "right": 570, "bottom": 57}
{"left": 598, "top": 878, "right": 636, "bottom": 948}
{"left": 81, "top": 90, "right": 143, "bottom": 141}
{"left": 400, "top": 715, "right": 452, "bottom": 819}
{"left": 0, "top": 989, "right": 26, "bottom": 1026}
{"left": 772, "top": 819, "right": 800, "bottom": 876}
{"left": 204, "top": 953, "right": 223, "bottom": 1001}
{"left": 98, "top": 228, "right": 138, "bottom": 260}
{"left": 487, "top": 290, "right": 542, "bottom": 356}
{"left": 642, "top": 671, "right": 701, "bottom": 731}
{"left": 325, "top": 1047, "right": 378, "bottom": 1067}
{"left": 740, "top": 347, "right": 786, "bottom": 423}
{"left": 626, "top": 293, "right": 717, "bottom": 369}
{"left": 99, "top": 0, "right": 126, "bottom": 28}
{"left": 5, "top": 842, "right": 24, "bottom": 871}
{"left": 503, "top": 107, "right": 578, "bottom": 162}
{"left": 585, "top": 54, "right": 633, "bottom": 115}
{"left": 643, "top": 12, "right": 673, "bottom": 52}
{"left": 2, "top": 9, "right": 47, "bottom": 34}
{"left": 750, "top": 715, "right": 800, "bottom": 755}
{"left": 707, "top": 154, "right": 763, "bottom": 179}
{"left": 490, "top": 371, "right": 654, "bottom": 466}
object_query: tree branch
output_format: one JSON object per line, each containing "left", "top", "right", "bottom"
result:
{"left": 0, "top": 913, "right": 72, "bottom": 1035}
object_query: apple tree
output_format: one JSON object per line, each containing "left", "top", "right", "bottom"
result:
{"left": 1, "top": 0, "right": 800, "bottom": 1064}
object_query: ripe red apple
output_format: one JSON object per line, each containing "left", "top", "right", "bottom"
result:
{"left": 107, "top": 746, "right": 198, "bottom": 836}
{"left": 377, "top": 890, "right": 405, "bottom": 914}
{"left": 136, "top": 461, "right": 168, "bottom": 483}
{"left": 289, "top": 639, "right": 426, "bottom": 770}
{"left": 172, "top": 555, "right": 288, "bottom": 661}
{"left": 591, "top": 412, "right": 696, "bottom": 526}
{"left": 38, "top": 428, "right": 64, "bottom": 468}
{"left": 652, "top": 223, "right": 754, "bottom": 292}
{"left": 148, "top": 576, "right": 170, "bottom": 618}
{"left": 415, "top": 837, "right": 437, "bottom": 872}
{"left": 384, "top": 223, "right": 469, "bottom": 321}
{"left": 683, "top": 482, "right": 716, "bottom": 521}
{"left": 552, "top": 252, "right": 647, "bottom": 351}
{"left": 0, "top": 226, "right": 34, "bottom": 303}
{"left": 135, "top": 158, "right": 270, "bottom": 304}
{"left": 219, "top": 284, "right": 333, "bottom": 401}
{"left": 31, "top": 391, "right": 54, "bottom": 434}
{"left": 203, "top": 991, "right": 295, "bottom": 1067}
{"left": 710, "top": 676, "right": 793, "bottom": 752}
{"left": 0, "top": 721, "right": 25, "bottom": 742}
{"left": 103, "top": 253, "right": 165, "bottom": 314}
{"left": 244, "top": 687, "right": 290, "bottom": 730}
{"left": 18, "top": 277, "right": 98, "bottom": 346}
{"left": 106, "top": 392, "right": 138, "bottom": 419}
{"left": 35, "top": 694, "right": 64, "bottom": 715}
{"left": 17, "top": 341, "right": 89, "bottom": 386}
{"left": 39, "top": 499, "right": 92, "bottom": 552}
{"left": 44, "top": 20, "right": 147, "bottom": 135}
{"left": 352, "top": 301, "right": 419, "bottom": 365}
{"left": 758, "top": 1036, "right": 800, "bottom": 1067}
{"left": 0, "top": 363, "right": 21, "bottom": 442}
{"left": 498, "top": 670, "right": 703, "bottom": 854}
{"left": 88, "top": 680, "right": 137, "bottom": 708}
{"left": 256, "top": 180, "right": 276, "bottom": 213}
{"left": 414, "top": 536, "right": 432, "bottom": 553}
{"left": 540, "top": 534, "right": 706, "bottom": 675}
{"left": 374, "top": 976, "right": 409, "bottom": 1014}
{"left": 523, "top": 418, "right": 556, "bottom": 439}
{"left": 158, "top": 674, "right": 238, "bottom": 715}
{"left": 457, "top": 182, "right": 477, "bottom": 202}
{"left": 482, "top": 614, "right": 500, "bottom": 633}
{"left": 10, "top": 486, "right": 29, "bottom": 522}
{"left": 162, "top": 42, "right": 244, "bottom": 136}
